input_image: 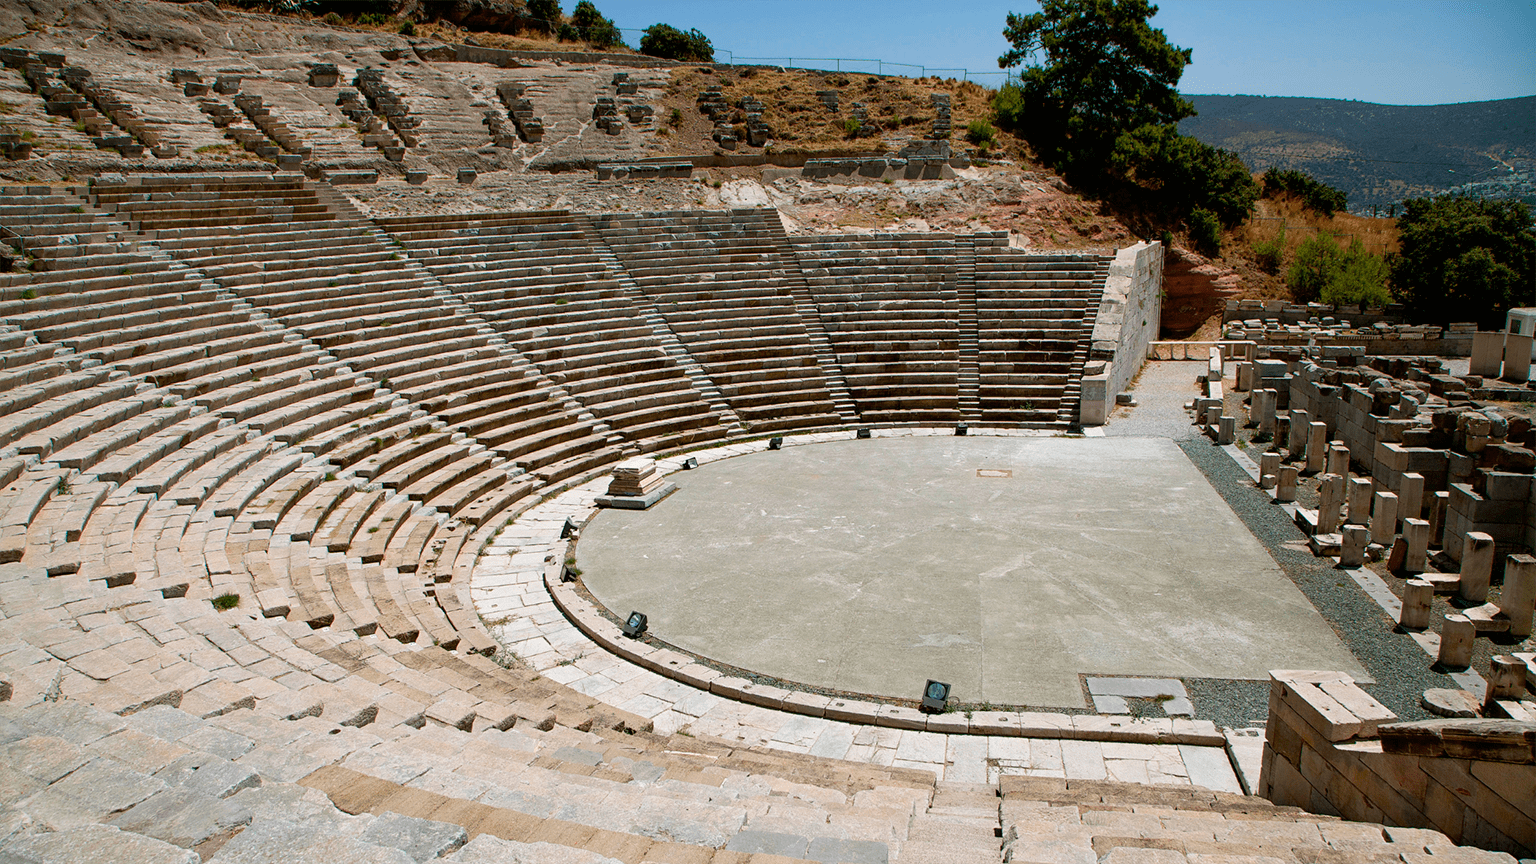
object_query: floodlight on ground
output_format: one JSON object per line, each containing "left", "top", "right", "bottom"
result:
{"left": 681, "top": 457, "right": 699, "bottom": 470}
{"left": 767, "top": 437, "right": 783, "bottom": 450}
{"left": 919, "top": 679, "right": 950, "bottom": 714}
{"left": 621, "top": 611, "right": 648, "bottom": 638}
{"left": 955, "top": 424, "right": 968, "bottom": 436}
{"left": 856, "top": 428, "right": 871, "bottom": 439}
{"left": 560, "top": 564, "right": 578, "bottom": 583}
{"left": 561, "top": 517, "right": 579, "bottom": 539}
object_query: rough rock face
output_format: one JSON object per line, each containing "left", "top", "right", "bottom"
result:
{"left": 0, "top": 0, "right": 225, "bottom": 51}
{"left": 1160, "top": 246, "right": 1241, "bottom": 338}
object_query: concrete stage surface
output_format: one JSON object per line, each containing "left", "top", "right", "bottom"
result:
{"left": 577, "top": 436, "right": 1367, "bottom": 709}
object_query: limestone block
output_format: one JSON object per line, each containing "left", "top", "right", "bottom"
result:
{"left": 1497, "top": 554, "right": 1536, "bottom": 638}
{"left": 1399, "top": 472, "right": 1426, "bottom": 521}
{"left": 1340, "top": 525, "right": 1368, "bottom": 568}
{"left": 1347, "top": 477, "right": 1373, "bottom": 525}
{"left": 1459, "top": 532, "right": 1496, "bottom": 603}
{"left": 1327, "top": 442, "right": 1350, "bottom": 477}
{"left": 1401, "top": 579, "right": 1434, "bottom": 630}
{"left": 1317, "top": 473, "right": 1344, "bottom": 534}
{"left": 1236, "top": 361, "right": 1254, "bottom": 391}
{"left": 1288, "top": 409, "right": 1311, "bottom": 454}
{"left": 358, "top": 811, "right": 469, "bottom": 861}
{"left": 1401, "top": 518, "right": 1430, "bottom": 574}
{"left": 1503, "top": 333, "right": 1532, "bottom": 383}
{"left": 1260, "top": 451, "right": 1280, "bottom": 489}
{"left": 1437, "top": 615, "right": 1475, "bottom": 670}
{"left": 1276, "top": 465, "right": 1298, "bottom": 502}
{"left": 1485, "top": 655, "right": 1527, "bottom": 707}
{"left": 1470, "top": 331, "right": 1505, "bottom": 377}
{"left": 1217, "top": 415, "right": 1235, "bottom": 445}
{"left": 1421, "top": 687, "right": 1479, "bottom": 717}
{"left": 1306, "top": 422, "right": 1328, "bottom": 473}
{"left": 1370, "top": 491, "right": 1399, "bottom": 546}
{"left": 1430, "top": 490, "right": 1450, "bottom": 546}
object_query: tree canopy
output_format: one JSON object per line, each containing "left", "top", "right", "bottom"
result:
{"left": 1390, "top": 195, "right": 1535, "bottom": 328}
{"left": 640, "top": 23, "right": 713, "bottom": 61}
{"left": 997, "top": 0, "right": 1193, "bottom": 171}
{"left": 560, "top": 0, "right": 622, "bottom": 48}
{"left": 1261, "top": 169, "right": 1348, "bottom": 217}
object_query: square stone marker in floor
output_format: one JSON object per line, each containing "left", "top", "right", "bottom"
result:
{"left": 579, "top": 436, "right": 1368, "bottom": 709}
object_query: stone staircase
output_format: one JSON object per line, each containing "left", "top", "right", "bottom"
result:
{"left": 954, "top": 236, "right": 981, "bottom": 424}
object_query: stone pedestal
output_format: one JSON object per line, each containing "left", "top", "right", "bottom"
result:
{"left": 1217, "top": 415, "right": 1235, "bottom": 445}
{"left": 1369, "top": 491, "right": 1398, "bottom": 546}
{"left": 1259, "top": 452, "right": 1280, "bottom": 489}
{"left": 1305, "top": 422, "right": 1328, "bottom": 473}
{"left": 1398, "top": 472, "right": 1425, "bottom": 521}
{"left": 1236, "top": 361, "right": 1253, "bottom": 391}
{"left": 1458, "top": 532, "right": 1495, "bottom": 603}
{"left": 1429, "top": 490, "right": 1449, "bottom": 545}
{"left": 1486, "top": 655, "right": 1527, "bottom": 708}
{"left": 1288, "top": 409, "right": 1310, "bottom": 455}
{"left": 1401, "top": 518, "right": 1430, "bottom": 574}
{"left": 1317, "top": 473, "right": 1344, "bottom": 535}
{"left": 1437, "top": 615, "right": 1474, "bottom": 669}
{"left": 1339, "top": 525, "right": 1368, "bottom": 568}
{"left": 1250, "top": 389, "right": 1271, "bottom": 436}
{"left": 1497, "top": 554, "right": 1536, "bottom": 638}
{"left": 1276, "top": 466, "right": 1298, "bottom": 503}
{"left": 1326, "top": 443, "right": 1350, "bottom": 477}
{"left": 1400, "top": 579, "right": 1433, "bottom": 630}
{"left": 1469, "top": 331, "right": 1505, "bottom": 377}
{"left": 1503, "top": 333, "right": 1533, "bottom": 383}
{"left": 1346, "top": 478, "right": 1373, "bottom": 526}
{"left": 595, "top": 458, "right": 677, "bottom": 510}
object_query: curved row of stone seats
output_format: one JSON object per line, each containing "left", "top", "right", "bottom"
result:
{"left": 975, "top": 251, "right": 1108, "bottom": 426}
{"left": 996, "top": 775, "right": 1519, "bottom": 864}
{"left": 104, "top": 174, "right": 618, "bottom": 487}
{"left": 0, "top": 530, "right": 949, "bottom": 863}
{"left": 377, "top": 209, "right": 730, "bottom": 453}
{"left": 792, "top": 233, "right": 963, "bottom": 425}
{"left": 592, "top": 209, "right": 844, "bottom": 433}
{"left": 90, "top": 176, "right": 332, "bottom": 233}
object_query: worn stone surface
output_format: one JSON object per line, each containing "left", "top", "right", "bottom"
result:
{"left": 357, "top": 812, "right": 469, "bottom": 862}
{"left": 0, "top": 823, "right": 199, "bottom": 864}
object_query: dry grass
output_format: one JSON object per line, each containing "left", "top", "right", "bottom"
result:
{"left": 1237, "top": 195, "right": 1399, "bottom": 259}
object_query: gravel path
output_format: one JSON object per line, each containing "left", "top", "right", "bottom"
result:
{"left": 1104, "top": 360, "right": 1204, "bottom": 439}
{"left": 1177, "top": 437, "right": 1452, "bottom": 726}
{"left": 1096, "top": 359, "right": 1451, "bottom": 729}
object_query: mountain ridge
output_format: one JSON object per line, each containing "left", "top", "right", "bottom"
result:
{"left": 1178, "top": 93, "right": 1536, "bottom": 213}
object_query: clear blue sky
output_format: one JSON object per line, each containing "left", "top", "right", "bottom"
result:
{"left": 588, "top": 0, "right": 1536, "bottom": 105}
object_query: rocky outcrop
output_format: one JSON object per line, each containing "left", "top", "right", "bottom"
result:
{"left": 1160, "top": 246, "right": 1241, "bottom": 338}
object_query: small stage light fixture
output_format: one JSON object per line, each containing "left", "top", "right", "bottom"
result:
{"left": 767, "top": 437, "right": 783, "bottom": 450}
{"left": 856, "top": 428, "right": 871, "bottom": 439}
{"left": 681, "top": 457, "right": 699, "bottom": 470}
{"left": 621, "top": 611, "right": 648, "bottom": 638}
{"left": 919, "top": 679, "right": 950, "bottom": 714}
{"left": 955, "top": 424, "right": 968, "bottom": 436}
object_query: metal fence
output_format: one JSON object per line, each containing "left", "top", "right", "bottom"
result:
{"left": 603, "top": 27, "right": 1012, "bottom": 87}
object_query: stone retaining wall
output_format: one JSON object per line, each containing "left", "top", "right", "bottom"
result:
{"left": 1259, "top": 670, "right": 1534, "bottom": 857}
{"left": 1081, "top": 241, "right": 1163, "bottom": 425}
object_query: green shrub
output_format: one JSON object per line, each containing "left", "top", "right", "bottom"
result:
{"left": 1261, "top": 169, "right": 1347, "bottom": 216}
{"left": 526, "top": 0, "right": 562, "bottom": 31}
{"left": 1321, "top": 240, "right": 1391, "bottom": 308}
{"left": 398, "top": 20, "right": 415, "bottom": 36}
{"left": 323, "top": 12, "right": 342, "bottom": 25}
{"left": 640, "top": 23, "right": 713, "bottom": 61}
{"left": 991, "top": 83, "right": 1026, "bottom": 133}
{"left": 1250, "top": 228, "right": 1286, "bottom": 274}
{"left": 965, "top": 119, "right": 996, "bottom": 148}
{"left": 843, "top": 118, "right": 862, "bottom": 137}
{"left": 1188, "top": 207, "right": 1222, "bottom": 256}
{"left": 211, "top": 593, "right": 241, "bottom": 611}
{"left": 564, "top": 0, "right": 622, "bottom": 48}
{"left": 1287, "top": 233, "right": 1342, "bottom": 303}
